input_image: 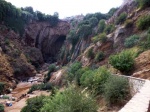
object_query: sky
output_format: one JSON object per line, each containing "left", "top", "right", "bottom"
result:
{"left": 5, "top": 0, "right": 123, "bottom": 19}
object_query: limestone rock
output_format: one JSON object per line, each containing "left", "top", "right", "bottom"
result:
{"left": 24, "top": 21, "right": 70, "bottom": 62}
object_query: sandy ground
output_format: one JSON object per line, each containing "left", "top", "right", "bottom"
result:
{"left": 4, "top": 82, "right": 50, "bottom": 112}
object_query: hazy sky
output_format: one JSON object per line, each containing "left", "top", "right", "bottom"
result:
{"left": 5, "top": 0, "right": 123, "bottom": 19}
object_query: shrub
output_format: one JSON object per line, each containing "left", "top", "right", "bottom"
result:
{"left": 28, "top": 83, "right": 53, "bottom": 93}
{"left": 104, "top": 76, "right": 130, "bottom": 104}
{"left": 109, "top": 50, "right": 135, "bottom": 73}
{"left": 0, "top": 104, "right": 4, "bottom": 112}
{"left": 94, "top": 51, "right": 104, "bottom": 62}
{"left": 89, "top": 17, "right": 99, "bottom": 27}
{"left": 45, "top": 64, "right": 56, "bottom": 82}
{"left": 40, "top": 86, "right": 98, "bottom": 112}
{"left": 2, "top": 95, "right": 9, "bottom": 99}
{"left": 108, "top": 8, "right": 118, "bottom": 17}
{"left": 98, "top": 19, "right": 106, "bottom": 33}
{"left": 67, "top": 62, "right": 82, "bottom": 82}
{"left": 0, "top": 82, "right": 4, "bottom": 94}
{"left": 124, "top": 35, "right": 139, "bottom": 48}
{"left": 86, "top": 48, "right": 94, "bottom": 59}
{"left": 75, "top": 67, "right": 90, "bottom": 85}
{"left": 21, "top": 95, "right": 46, "bottom": 112}
{"left": 78, "top": 24, "right": 92, "bottom": 39}
{"left": 104, "top": 24, "right": 115, "bottom": 34}
{"left": 136, "top": 15, "right": 150, "bottom": 30}
{"left": 80, "top": 69, "right": 95, "bottom": 89}
{"left": 115, "top": 12, "right": 127, "bottom": 25}
{"left": 148, "top": 27, "right": 150, "bottom": 34}
{"left": 125, "top": 19, "right": 133, "bottom": 28}
{"left": 141, "top": 34, "right": 150, "bottom": 50}
{"left": 80, "top": 67, "right": 111, "bottom": 94}
{"left": 136, "top": 0, "right": 150, "bottom": 9}
{"left": 92, "top": 36, "right": 99, "bottom": 43}
{"left": 92, "top": 33, "right": 107, "bottom": 43}
{"left": 99, "top": 33, "right": 107, "bottom": 43}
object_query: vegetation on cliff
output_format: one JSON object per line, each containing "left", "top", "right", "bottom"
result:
{"left": 0, "top": 0, "right": 59, "bottom": 35}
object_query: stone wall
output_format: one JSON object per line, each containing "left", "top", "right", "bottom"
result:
{"left": 113, "top": 74, "right": 146, "bottom": 96}
{"left": 114, "top": 74, "right": 150, "bottom": 112}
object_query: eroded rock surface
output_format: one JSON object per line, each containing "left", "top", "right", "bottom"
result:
{"left": 24, "top": 21, "right": 70, "bottom": 62}
{"left": 132, "top": 50, "right": 150, "bottom": 79}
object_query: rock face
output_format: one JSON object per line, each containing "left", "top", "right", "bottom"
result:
{"left": 132, "top": 50, "right": 150, "bottom": 80}
{"left": 24, "top": 20, "right": 70, "bottom": 62}
{"left": 0, "top": 25, "right": 39, "bottom": 91}
{"left": 108, "top": 0, "right": 137, "bottom": 24}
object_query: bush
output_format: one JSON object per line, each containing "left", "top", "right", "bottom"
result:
{"left": 125, "top": 19, "right": 133, "bottom": 28}
{"left": 0, "top": 104, "right": 4, "bottom": 112}
{"left": 75, "top": 67, "right": 90, "bottom": 85}
{"left": 45, "top": 64, "right": 56, "bottom": 82}
{"left": 80, "top": 69, "right": 95, "bottom": 89}
{"left": 99, "top": 33, "right": 107, "bottom": 43}
{"left": 104, "top": 76, "right": 130, "bottom": 104}
{"left": 115, "top": 12, "right": 127, "bottom": 25}
{"left": 67, "top": 62, "right": 82, "bottom": 82}
{"left": 94, "top": 51, "right": 104, "bottom": 62}
{"left": 21, "top": 95, "right": 46, "bottom": 112}
{"left": 98, "top": 19, "right": 106, "bottom": 33}
{"left": 136, "top": 0, "right": 150, "bottom": 9}
{"left": 28, "top": 83, "right": 53, "bottom": 93}
{"left": 78, "top": 25, "right": 92, "bottom": 39}
{"left": 109, "top": 50, "right": 135, "bottom": 73}
{"left": 80, "top": 67, "right": 111, "bottom": 94}
{"left": 40, "top": 86, "right": 98, "bottom": 112}
{"left": 148, "top": 27, "right": 150, "bottom": 34}
{"left": 86, "top": 48, "right": 94, "bottom": 59}
{"left": 0, "top": 82, "right": 4, "bottom": 94}
{"left": 89, "top": 17, "right": 99, "bottom": 27}
{"left": 141, "top": 34, "right": 150, "bottom": 50}
{"left": 136, "top": 15, "right": 150, "bottom": 30}
{"left": 2, "top": 95, "right": 9, "bottom": 99}
{"left": 124, "top": 35, "right": 139, "bottom": 48}
{"left": 104, "top": 24, "right": 115, "bottom": 34}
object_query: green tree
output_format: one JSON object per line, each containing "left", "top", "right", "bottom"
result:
{"left": 107, "top": 7, "right": 118, "bottom": 17}
{"left": 78, "top": 25, "right": 92, "bottom": 39}
{"left": 98, "top": 19, "right": 106, "bottom": 33}
{"left": 89, "top": 17, "right": 98, "bottom": 27}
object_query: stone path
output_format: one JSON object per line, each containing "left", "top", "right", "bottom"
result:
{"left": 119, "top": 80, "right": 150, "bottom": 112}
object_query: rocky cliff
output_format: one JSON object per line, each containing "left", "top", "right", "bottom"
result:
{"left": 24, "top": 20, "right": 70, "bottom": 62}
{"left": 0, "top": 25, "right": 44, "bottom": 92}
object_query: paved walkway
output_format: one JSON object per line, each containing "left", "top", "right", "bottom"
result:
{"left": 119, "top": 80, "right": 150, "bottom": 112}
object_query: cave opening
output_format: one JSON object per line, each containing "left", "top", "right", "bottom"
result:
{"left": 42, "top": 35, "right": 66, "bottom": 63}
